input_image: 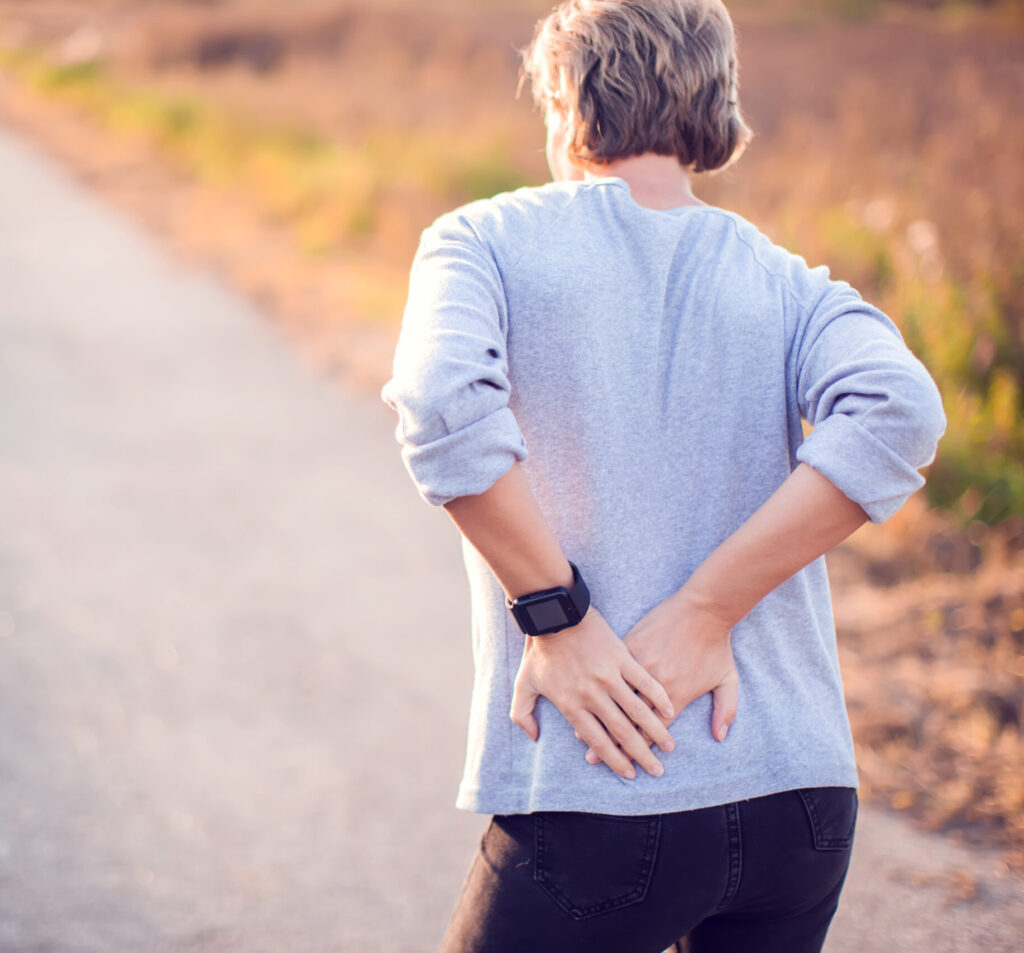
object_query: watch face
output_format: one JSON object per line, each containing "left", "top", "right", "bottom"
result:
{"left": 524, "top": 597, "right": 573, "bottom": 634}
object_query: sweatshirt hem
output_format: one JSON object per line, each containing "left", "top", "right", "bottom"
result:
{"left": 455, "top": 765, "right": 860, "bottom": 816}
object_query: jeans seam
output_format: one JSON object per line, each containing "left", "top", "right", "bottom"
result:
{"left": 714, "top": 801, "right": 742, "bottom": 913}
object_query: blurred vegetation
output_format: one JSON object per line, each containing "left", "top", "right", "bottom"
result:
{"left": 729, "top": 0, "right": 1024, "bottom": 20}
{"left": 0, "top": 0, "right": 1021, "bottom": 866}
{"left": 774, "top": 207, "right": 1024, "bottom": 527}
{"left": 0, "top": 1, "right": 1019, "bottom": 526}
{"left": 0, "top": 48, "right": 522, "bottom": 259}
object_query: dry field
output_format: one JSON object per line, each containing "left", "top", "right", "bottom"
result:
{"left": 0, "top": 0, "right": 1022, "bottom": 867}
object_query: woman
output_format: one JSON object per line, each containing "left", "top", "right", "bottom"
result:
{"left": 381, "top": 1, "right": 946, "bottom": 950}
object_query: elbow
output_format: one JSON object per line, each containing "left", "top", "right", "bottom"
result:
{"left": 383, "top": 375, "right": 514, "bottom": 451}
{"left": 381, "top": 376, "right": 527, "bottom": 507}
{"left": 894, "top": 370, "right": 947, "bottom": 471}
{"left": 401, "top": 410, "right": 528, "bottom": 507}
{"left": 381, "top": 378, "right": 449, "bottom": 449}
{"left": 827, "top": 362, "right": 947, "bottom": 472}
{"left": 795, "top": 360, "right": 947, "bottom": 526}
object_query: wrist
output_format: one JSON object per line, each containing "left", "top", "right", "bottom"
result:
{"left": 504, "top": 559, "right": 574, "bottom": 602}
{"left": 522, "top": 610, "right": 591, "bottom": 652}
{"left": 670, "top": 583, "right": 741, "bottom": 632}
{"left": 506, "top": 560, "right": 591, "bottom": 637}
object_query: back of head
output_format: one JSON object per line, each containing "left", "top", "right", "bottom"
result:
{"left": 522, "top": 0, "right": 752, "bottom": 173}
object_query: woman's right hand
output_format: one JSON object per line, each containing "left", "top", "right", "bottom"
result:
{"left": 509, "top": 606, "right": 676, "bottom": 780}
{"left": 582, "top": 589, "right": 740, "bottom": 768}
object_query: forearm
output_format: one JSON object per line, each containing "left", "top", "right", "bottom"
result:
{"left": 443, "top": 462, "right": 573, "bottom": 599}
{"left": 445, "top": 461, "right": 674, "bottom": 776}
{"left": 677, "top": 463, "right": 869, "bottom": 626}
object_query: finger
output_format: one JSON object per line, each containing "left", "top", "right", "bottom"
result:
{"left": 711, "top": 669, "right": 739, "bottom": 743}
{"left": 588, "top": 717, "right": 661, "bottom": 762}
{"left": 638, "top": 693, "right": 670, "bottom": 740}
{"left": 611, "top": 683, "right": 675, "bottom": 754}
{"left": 622, "top": 659, "right": 674, "bottom": 719}
{"left": 623, "top": 693, "right": 661, "bottom": 747}
{"left": 593, "top": 699, "right": 665, "bottom": 778}
{"left": 585, "top": 736, "right": 625, "bottom": 765}
{"left": 574, "top": 710, "right": 637, "bottom": 780}
{"left": 509, "top": 681, "right": 540, "bottom": 742}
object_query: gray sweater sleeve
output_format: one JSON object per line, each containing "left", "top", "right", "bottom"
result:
{"left": 380, "top": 213, "right": 528, "bottom": 506}
{"left": 790, "top": 270, "right": 947, "bottom": 524}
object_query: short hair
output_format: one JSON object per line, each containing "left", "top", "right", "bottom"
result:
{"left": 522, "top": 0, "right": 753, "bottom": 173}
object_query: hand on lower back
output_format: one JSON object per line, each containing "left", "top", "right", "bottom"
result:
{"left": 509, "top": 606, "right": 676, "bottom": 780}
{"left": 583, "top": 589, "right": 739, "bottom": 767}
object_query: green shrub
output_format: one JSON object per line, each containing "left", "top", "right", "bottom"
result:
{"left": 818, "top": 214, "right": 1024, "bottom": 526}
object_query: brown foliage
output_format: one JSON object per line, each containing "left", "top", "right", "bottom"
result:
{"left": 832, "top": 504, "right": 1024, "bottom": 869}
{"left": 1, "top": 0, "right": 1022, "bottom": 864}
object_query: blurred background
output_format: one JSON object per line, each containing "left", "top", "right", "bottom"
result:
{"left": 0, "top": 0, "right": 1021, "bottom": 909}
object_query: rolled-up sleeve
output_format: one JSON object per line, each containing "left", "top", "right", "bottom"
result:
{"left": 792, "top": 280, "right": 947, "bottom": 524}
{"left": 381, "top": 213, "right": 528, "bottom": 506}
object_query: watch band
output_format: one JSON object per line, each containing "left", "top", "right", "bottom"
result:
{"left": 505, "top": 561, "right": 591, "bottom": 636}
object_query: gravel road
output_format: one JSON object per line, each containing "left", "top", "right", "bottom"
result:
{"left": 0, "top": 123, "right": 1021, "bottom": 952}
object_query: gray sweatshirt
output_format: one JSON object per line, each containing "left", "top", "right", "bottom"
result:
{"left": 381, "top": 177, "right": 946, "bottom": 815}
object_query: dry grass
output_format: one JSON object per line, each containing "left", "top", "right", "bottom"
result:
{"left": 831, "top": 502, "right": 1024, "bottom": 868}
{"left": 0, "top": 0, "right": 1022, "bottom": 867}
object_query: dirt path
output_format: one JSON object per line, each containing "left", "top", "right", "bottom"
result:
{"left": 0, "top": 123, "right": 1021, "bottom": 952}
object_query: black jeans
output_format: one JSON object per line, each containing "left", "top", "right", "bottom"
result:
{"left": 439, "top": 786, "right": 857, "bottom": 953}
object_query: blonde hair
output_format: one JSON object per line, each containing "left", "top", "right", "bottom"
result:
{"left": 522, "top": 0, "right": 752, "bottom": 173}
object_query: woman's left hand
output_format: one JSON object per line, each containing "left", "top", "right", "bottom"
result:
{"left": 509, "top": 606, "right": 677, "bottom": 780}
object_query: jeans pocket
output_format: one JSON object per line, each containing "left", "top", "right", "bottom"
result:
{"left": 533, "top": 811, "right": 661, "bottom": 920}
{"left": 797, "top": 787, "right": 859, "bottom": 851}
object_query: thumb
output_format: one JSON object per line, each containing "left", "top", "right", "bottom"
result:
{"left": 711, "top": 670, "right": 738, "bottom": 743}
{"left": 510, "top": 680, "right": 540, "bottom": 742}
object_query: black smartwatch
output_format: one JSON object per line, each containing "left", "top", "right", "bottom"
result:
{"left": 506, "top": 561, "right": 591, "bottom": 636}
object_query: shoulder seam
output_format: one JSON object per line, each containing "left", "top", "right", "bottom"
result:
{"left": 710, "top": 210, "right": 819, "bottom": 322}
{"left": 505, "top": 184, "right": 591, "bottom": 273}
